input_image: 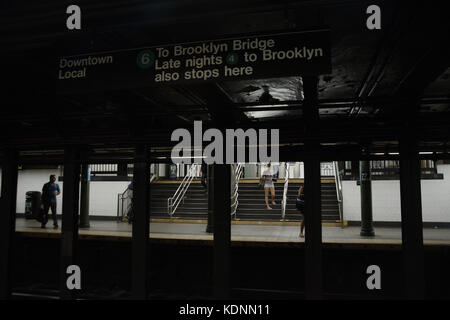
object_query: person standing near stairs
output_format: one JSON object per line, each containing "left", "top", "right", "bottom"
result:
{"left": 297, "top": 185, "right": 305, "bottom": 237}
{"left": 201, "top": 163, "right": 207, "bottom": 190}
{"left": 262, "top": 163, "right": 276, "bottom": 210}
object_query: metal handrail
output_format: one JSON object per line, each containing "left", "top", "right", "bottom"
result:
{"left": 231, "top": 163, "right": 244, "bottom": 218}
{"left": 333, "top": 161, "right": 344, "bottom": 228}
{"left": 167, "top": 163, "right": 199, "bottom": 217}
{"left": 281, "top": 163, "right": 290, "bottom": 220}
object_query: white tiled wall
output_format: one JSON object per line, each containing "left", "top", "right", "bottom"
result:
{"left": 89, "top": 181, "right": 130, "bottom": 216}
{"left": 16, "top": 169, "right": 64, "bottom": 215}
{"left": 342, "top": 164, "right": 450, "bottom": 222}
{"left": 15, "top": 169, "right": 129, "bottom": 217}
{"left": 8, "top": 163, "right": 450, "bottom": 221}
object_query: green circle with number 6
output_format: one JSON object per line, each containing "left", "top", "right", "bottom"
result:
{"left": 137, "top": 50, "right": 155, "bottom": 69}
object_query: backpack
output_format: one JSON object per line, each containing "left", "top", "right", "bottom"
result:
{"left": 42, "top": 183, "right": 53, "bottom": 202}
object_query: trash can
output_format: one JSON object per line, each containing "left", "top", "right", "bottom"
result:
{"left": 25, "top": 191, "right": 41, "bottom": 220}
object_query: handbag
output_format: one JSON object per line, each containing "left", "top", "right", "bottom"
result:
{"left": 258, "top": 177, "right": 264, "bottom": 189}
{"left": 296, "top": 196, "right": 305, "bottom": 211}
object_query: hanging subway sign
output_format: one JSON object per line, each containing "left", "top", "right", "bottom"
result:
{"left": 57, "top": 29, "right": 331, "bottom": 92}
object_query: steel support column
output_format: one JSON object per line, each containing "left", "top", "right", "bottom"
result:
{"left": 304, "top": 144, "right": 322, "bottom": 299}
{"left": 131, "top": 145, "right": 151, "bottom": 299}
{"left": 206, "top": 164, "right": 213, "bottom": 233}
{"left": 60, "top": 147, "right": 81, "bottom": 300}
{"left": 303, "top": 76, "right": 322, "bottom": 299}
{"left": 213, "top": 164, "right": 231, "bottom": 299}
{"left": 360, "top": 160, "right": 375, "bottom": 236}
{"left": 399, "top": 135, "right": 425, "bottom": 298}
{"left": 118, "top": 163, "right": 128, "bottom": 177}
{"left": 79, "top": 163, "right": 90, "bottom": 228}
{"left": 351, "top": 160, "right": 359, "bottom": 179}
{"left": 0, "top": 149, "right": 18, "bottom": 299}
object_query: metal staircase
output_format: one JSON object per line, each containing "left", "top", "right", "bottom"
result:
{"left": 235, "top": 181, "right": 341, "bottom": 222}
{"left": 118, "top": 162, "right": 342, "bottom": 222}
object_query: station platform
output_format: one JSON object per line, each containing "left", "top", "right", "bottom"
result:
{"left": 15, "top": 218, "right": 450, "bottom": 250}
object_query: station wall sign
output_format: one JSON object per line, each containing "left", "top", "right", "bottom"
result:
{"left": 57, "top": 29, "right": 331, "bottom": 92}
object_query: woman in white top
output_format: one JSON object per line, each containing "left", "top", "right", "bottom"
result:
{"left": 262, "top": 163, "right": 276, "bottom": 210}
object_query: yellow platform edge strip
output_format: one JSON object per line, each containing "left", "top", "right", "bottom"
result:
{"left": 14, "top": 229, "right": 450, "bottom": 248}
{"left": 149, "top": 217, "right": 347, "bottom": 227}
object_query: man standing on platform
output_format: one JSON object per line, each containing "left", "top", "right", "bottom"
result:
{"left": 201, "top": 163, "right": 207, "bottom": 190}
{"left": 41, "top": 174, "right": 61, "bottom": 229}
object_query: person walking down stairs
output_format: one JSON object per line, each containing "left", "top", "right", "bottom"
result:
{"left": 262, "top": 163, "right": 276, "bottom": 210}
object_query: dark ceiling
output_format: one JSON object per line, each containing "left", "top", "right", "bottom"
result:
{"left": 0, "top": 0, "right": 449, "bottom": 161}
